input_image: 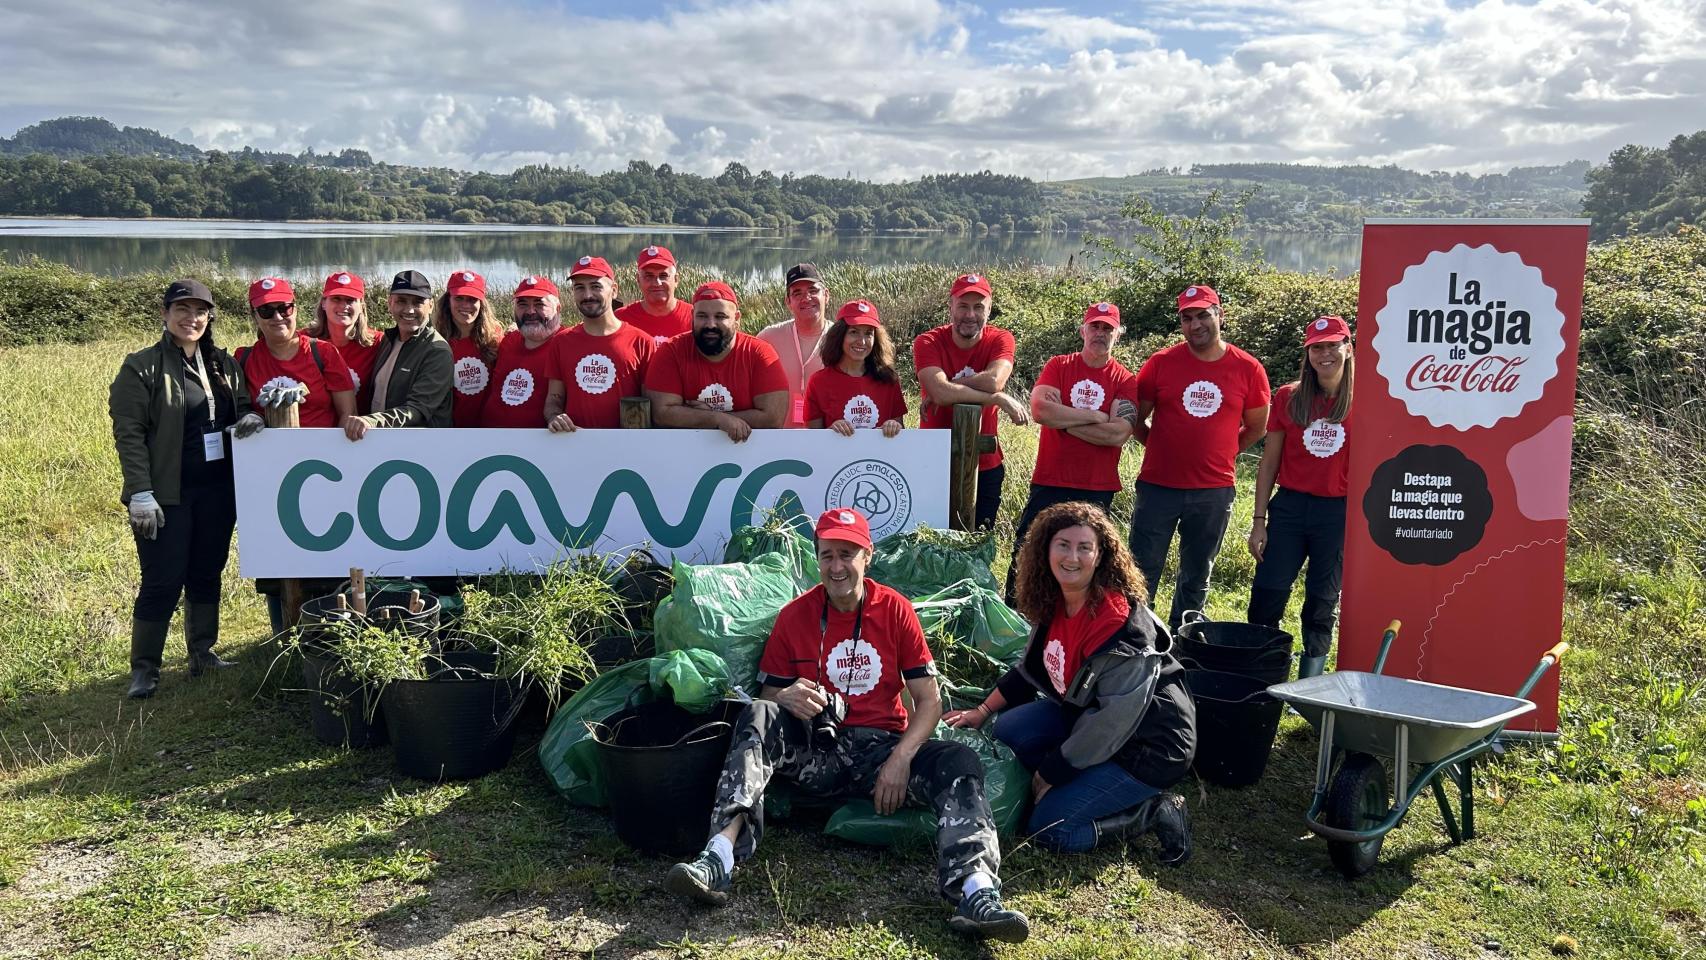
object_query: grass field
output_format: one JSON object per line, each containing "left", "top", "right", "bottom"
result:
{"left": 1, "top": 335, "right": 1702, "bottom": 959}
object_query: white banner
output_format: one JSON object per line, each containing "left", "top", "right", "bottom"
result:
{"left": 232, "top": 428, "right": 950, "bottom": 577}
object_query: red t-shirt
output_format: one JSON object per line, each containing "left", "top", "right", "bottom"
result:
{"left": 913, "top": 325, "right": 1016, "bottom": 471}
{"left": 805, "top": 367, "right": 908, "bottom": 430}
{"left": 644, "top": 333, "right": 788, "bottom": 414}
{"left": 1135, "top": 341, "right": 1271, "bottom": 489}
{"left": 325, "top": 337, "right": 381, "bottom": 397}
{"left": 482, "top": 330, "right": 564, "bottom": 429}
{"left": 238, "top": 335, "right": 354, "bottom": 429}
{"left": 758, "top": 581, "right": 935, "bottom": 733}
{"left": 448, "top": 336, "right": 493, "bottom": 428}
{"left": 1034, "top": 353, "right": 1138, "bottom": 491}
{"left": 615, "top": 300, "right": 694, "bottom": 345}
{"left": 551, "top": 322, "right": 654, "bottom": 429}
{"left": 1269, "top": 383, "right": 1351, "bottom": 498}
{"left": 1042, "top": 593, "right": 1131, "bottom": 696}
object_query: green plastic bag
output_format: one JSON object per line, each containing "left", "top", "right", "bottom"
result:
{"left": 653, "top": 554, "right": 801, "bottom": 693}
{"left": 868, "top": 527, "right": 999, "bottom": 598}
{"left": 537, "top": 648, "right": 733, "bottom": 807}
{"left": 912, "top": 578, "right": 1030, "bottom": 664}
{"left": 722, "top": 524, "right": 819, "bottom": 591}
{"left": 821, "top": 724, "right": 1028, "bottom": 845}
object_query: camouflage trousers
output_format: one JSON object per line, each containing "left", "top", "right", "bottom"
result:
{"left": 710, "top": 698, "right": 1001, "bottom": 903}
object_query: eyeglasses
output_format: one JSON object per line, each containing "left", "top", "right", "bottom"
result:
{"left": 256, "top": 303, "right": 296, "bottom": 319}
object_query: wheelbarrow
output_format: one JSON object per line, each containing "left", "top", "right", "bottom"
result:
{"left": 1267, "top": 621, "right": 1567, "bottom": 878}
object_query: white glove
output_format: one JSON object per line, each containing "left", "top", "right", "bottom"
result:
{"left": 129, "top": 491, "right": 165, "bottom": 540}
{"left": 233, "top": 413, "right": 264, "bottom": 439}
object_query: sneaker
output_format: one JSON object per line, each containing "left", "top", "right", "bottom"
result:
{"left": 665, "top": 849, "right": 731, "bottom": 906}
{"left": 948, "top": 887, "right": 1030, "bottom": 943}
{"left": 1151, "top": 793, "right": 1192, "bottom": 866}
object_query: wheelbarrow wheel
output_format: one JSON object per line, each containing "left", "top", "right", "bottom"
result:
{"left": 1325, "top": 752, "right": 1389, "bottom": 878}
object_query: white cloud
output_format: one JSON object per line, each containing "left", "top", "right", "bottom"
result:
{"left": 996, "top": 8, "right": 1157, "bottom": 51}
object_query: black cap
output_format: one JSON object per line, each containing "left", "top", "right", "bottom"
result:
{"left": 163, "top": 278, "right": 214, "bottom": 308}
{"left": 389, "top": 270, "right": 432, "bottom": 298}
{"left": 785, "top": 263, "right": 822, "bottom": 288}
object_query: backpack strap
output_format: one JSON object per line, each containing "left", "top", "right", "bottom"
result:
{"left": 307, "top": 339, "right": 326, "bottom": 375}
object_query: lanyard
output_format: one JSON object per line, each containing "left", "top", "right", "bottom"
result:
{"left": 184, "top": 348, "right": 216, "bottom": 428}
{"left": 792, "top": 321, "right": 824, "bottom": 380}
{"left": 819, "top": 592, "right": 865, "bottom": 689}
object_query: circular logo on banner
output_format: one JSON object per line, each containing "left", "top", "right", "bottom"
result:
{"left": 696, "top": 383, "right": 734, "bottom": 412}
{"left": 1302, "top": 418, "right": 1346, "bottom": 459}
{"left": 824, "top": 638, "right": 882, "bottom": 697}
{"left": 826, "top": 460, "right": 913, "bottom": 541}
{"left": 575, "top": 353, "right": 617, "bottom": 395}
{"left": 1360, "top": 444, "right": 1494, "bottom": 566}
{"left": 453, "top": 357, "right": 489, "bottom": 395}
{"left": 1044, "top": 638, "right": 1068, "bottom": 694}
{"left": 1069, "top": 378, "right": 1105, "bottom": 411}
{"left": 842, "top": 393, "right": 880, "bottom": 429}
{"left": 501, "top": 368, "right": 535, "bottom": 406}
{"left": 1373, "top": 243, "right": 1566, "bottom": 431}
{"left": 1182, "top": 379, "right": 1223, "bottom": 418}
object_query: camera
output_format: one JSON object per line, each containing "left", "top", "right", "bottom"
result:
{"left": 811, "top": 691, "right": 848, "bottom": 747}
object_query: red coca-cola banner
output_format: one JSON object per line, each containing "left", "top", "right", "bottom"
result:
{"left": 1341, "top": 219, "right": 1589, "bottom": 732}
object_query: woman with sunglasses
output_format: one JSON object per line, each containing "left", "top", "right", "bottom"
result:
{"left": 235, "top": 277, "right": 357, "bottom": 429}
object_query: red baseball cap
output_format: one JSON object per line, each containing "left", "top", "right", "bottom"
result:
{"left": 692, "top": 281, "right": 738, "bottom": 305}
{"left": 1303, "top": 314, "right": 1352, "bottom": 346}
{"left": 1084, "top": 301, "right": 1121, "bottom": 326}
{"left": 636, "top": 245, "right": 676, "bottom": 269}
{"left": 322, "top": 271, "right": 364, "bottom": 300}
{"left": 836, "top": 299, "right": 881, "bottom": 327}
{"left": 514, "top": 275, "right": 559, "bottom": 299}
{"left": 568, "top": 256, "right": 615, "bottom": 280}
{"left": 447, "top": 270, "right": 486, "bottom": 298}
{"left": 950, "top": 273, "right": 992, "bottom": 299}
{"left": 1177, "top": 285, "right": 1219, "bottom": 311}
{"left": 248, "top": 277, "right": 294, "bottom": 308}
{"left": 815, "top": 507, "right": 872, "bottom": 551}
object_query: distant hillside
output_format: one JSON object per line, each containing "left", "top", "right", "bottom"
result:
{"left": 0, "top": 117, "right": 203, "bottom": 161}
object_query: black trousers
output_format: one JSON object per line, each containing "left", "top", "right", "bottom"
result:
{"left": 133, "top": 480, "right": 237, "bottom": 622}
{"left": 975, "top": 462, "right": 1006, "bottom": 532}
{"left": 1127, "top": 481, "right": 1237, "bottom": 632}
{"left": 1247, "top": 488, "right": 1346, "bottom": 657}
{"left": 1004, "top": 484, "right": 1117, "bottom": 602}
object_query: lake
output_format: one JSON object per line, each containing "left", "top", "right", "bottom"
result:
{"left": 0, "top": 217, "right": 1362, "bottom": 284}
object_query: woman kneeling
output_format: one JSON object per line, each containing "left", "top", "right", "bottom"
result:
{"left": 947, "top": 501, "right": 1197, "bottom": 861}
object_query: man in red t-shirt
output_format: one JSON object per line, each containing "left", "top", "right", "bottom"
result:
{"left": 544, "top": 256, "right": 654, "bottom": 431}
{"left": 1003, "top": 302, "right": 1138, "bottom": 601}
{"left": 644, "top": 282, "right": 788, "bottom": 442}
{"left": 1128, "top": 284, "right": 1272, "bottom": 631}
{"left": 481, "top": 275, "right": 566, "bottom": 428}
{"left": 913, "top": 273, "right": 1030, "bottom": 530}
{"left": 614, "top": 245, "right": 693, "bottom": 345}
{"left": 665, "top": 509, "right": 1029, "bottom": 943}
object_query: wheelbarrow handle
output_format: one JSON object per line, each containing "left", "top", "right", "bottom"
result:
{"left": 1371, "top": 620, "right": 1403, "bottom": 676}
{"left": 1514, "top": 642, "right": 1569, "bottom": 699}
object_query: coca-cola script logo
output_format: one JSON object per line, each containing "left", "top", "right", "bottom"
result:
{"left": 575, "top": 353, "right": 616, "bottom": 395}
{"left": 1069, "top": 378, "right": 1105, "bottom": 411}
{"left": 825, "top": 638, "right": 882, "bottom": 696}
{"left": 453, "top": 357, "right": 489, "bottom": 396}
{"left": 1302, "top": 418, "right": 1345, "bottom": 459}
{"left": 1374, "top": 243, "right": 1565, "bottom": 430}
{"left": 501, "top": 368, "right": 535, "bottom": 406}
{"left": 842, "top": 393, "right": 879, "bottom": 428}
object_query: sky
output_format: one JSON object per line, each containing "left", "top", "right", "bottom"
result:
{"left": 2, "top": 0, "right": 1703, "bottom": 181}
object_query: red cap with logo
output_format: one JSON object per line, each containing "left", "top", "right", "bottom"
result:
{"left": 447, "top": 270, "right": 486, "bottom": 298}
{"left": 1177, "top": 284, "right": 1219, "bottom": 311}
{"left": 692, "top": 281, "right": 738, "bottom": 305}
{"left": 248, "top": 277, "right": 295, "bottom": 307}
{"left": 322, "top": 271, "right": 364, "bottom": 300}
{"left": 815, "top": 507, "right": 872, "bottom": 551}
{"left": 568, "top": 256, "right": 615, "bottom": 280}
{"left": 1084, "top": 301, "right": 1121, "bottom": 325}
{"left": 514, "top": 275, "right": 559, "bottom": 299}
{"left": 636, "top": 245, "right": 675, "bottom": 269}
{"left": 950, "top": 273, "right": 992, "bottom": 299}
{"left": 1303, "top": 314, "right": 1352, "bottom": 346}
{"left": 836, "top": 299, "right": 881, "bottom": 327}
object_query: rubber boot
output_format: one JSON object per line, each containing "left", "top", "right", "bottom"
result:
{"left": 1090, "top": 793, "right": 1192, "bottom": 865}
{"left": 185, "top": 602, "right": 235, "bottom": 677}
{"left": 1300, "top": 630, "right": 1333, "bottom": 680}
{"left": 1298, "top": 655, "right": 1327, "bottom": 679}
{"left": 127, "top": 618, "right": 170, "bottom": 699}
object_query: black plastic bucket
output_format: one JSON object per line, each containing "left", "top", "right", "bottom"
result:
{"left": 1176, "top": 612, "right": 1294, "bottom": 686}
{"left": 298, "top": 589, "right": 442, "bottom": 650}
{"left": 591, "top": 699, "right": 741, "bottom": 856}
{"left": 381, "top": 652, "right": 523, "bottom": 781}
{"left": 299, "top": 652, "right": 387, "bottom": 748}
{"left": 1185, "top": 669, "right": 1286, "bottom": 788}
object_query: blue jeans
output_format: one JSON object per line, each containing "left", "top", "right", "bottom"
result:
{"left": 1127, "top": 481, "right": 1237, "bottom": 632}
{"left": 993, "top": 700, "right": 1158, "bottom": 853}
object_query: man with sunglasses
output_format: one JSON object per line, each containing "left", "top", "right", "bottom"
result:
{"left": 344, "top": 270, "right": 454, "bottom": 439}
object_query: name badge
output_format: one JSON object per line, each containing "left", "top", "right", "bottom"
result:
{"left": 203, "top": 431, "right": 225, "bottom": 462}
{"left": 792, "top": 394, "right": 806, "bottom": 424}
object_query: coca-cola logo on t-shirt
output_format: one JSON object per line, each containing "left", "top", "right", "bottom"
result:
{"left": 696, "top": 383, "right": 734, "bottom": 412}
{"left": 1374, "top": 243, "right": 1566, "bottom": 430}
{"left": 501, "top": 368, "right": 535, "bottom": 405}
{"left": 1303, "top": 418, "right": 1346, "bottom": 458}
{"left": 1043, "top": 638, "right": 1068, "bottom": 694}
{"left": 953, "top": 365, "right": 977, "bottom": 381}
{"left": 575, "top": 353, "right": 616, "bottom": 395}
{"left": 1183, "top": 379, "right": 1224, "bottom": 418}
{"left": 348, "top": 370, "right": 362, "bottom": 393}
{"left": 1069, "top": 378, "right": 1105, "bottom": 411}
{"left": 825, "top": 638, "right": 882, "bottom": 696}
{"left": 843, "top": 393, "right": 879, "bottom": 428}
{"left": 453, "top": 356, "right": 489, "bottom": 395}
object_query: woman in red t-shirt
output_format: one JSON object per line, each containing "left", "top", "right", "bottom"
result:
{"left": 1245, "top": 315, "right": 1354, "bottom": 679}
{"left": 235, "top": 277, "right": 357, "bottom": 430}
{"left": 431, "top": 270, "right": 505, "bottom": 427}
{"left": 944, "top": 502, "right": 1196, "bottom": 861}
{"left": 304, "top": 270, "right": 382, "bottom": 395}
{"left": 805, "top": 299, "right": 907, "bottom": 437}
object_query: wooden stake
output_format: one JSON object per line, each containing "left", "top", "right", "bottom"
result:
{"left": 408, "top": 589, "right": 423, "bottom": 614}
{"left": 350, "top": 567, "right": 367, "bottom": 616}
{"left": 621, "top": 396, "right": 653, "bottom": 430}
{"left": 949, "top": 403, "right": 982, "bottom": 531}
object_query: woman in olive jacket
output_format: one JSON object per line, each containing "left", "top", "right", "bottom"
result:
{"left": 946, "top": 500, "right": 1197, "bottom": 862}
{"left": 108, "top": 279, "right": 263, "bottom": 699}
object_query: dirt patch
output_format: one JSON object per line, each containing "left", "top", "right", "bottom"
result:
{"left": 6, "top": 842, "right": 118, "bottom": 902}
{"left": 205, "top": 913, "right": 328, "bottom": 960}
